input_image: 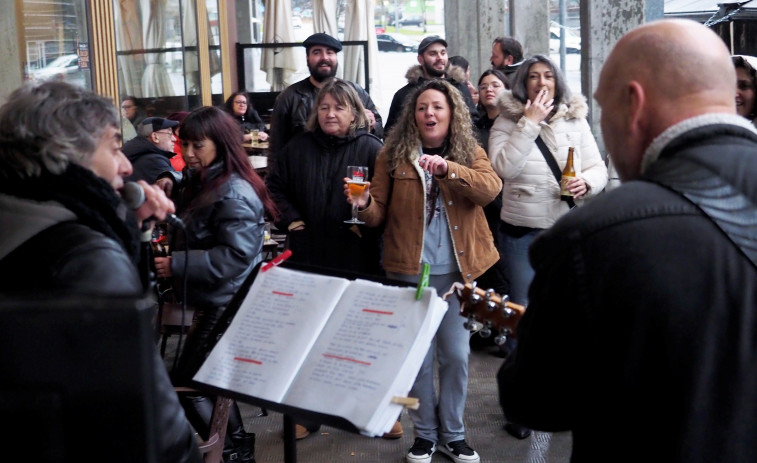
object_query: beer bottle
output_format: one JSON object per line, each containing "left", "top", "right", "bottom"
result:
{"left": 560, "top": 147, "right": 576, "bottom": 197}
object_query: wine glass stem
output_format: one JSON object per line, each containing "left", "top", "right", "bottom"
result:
{"left": 352, "top": 203, "right": 358, "bottom": 221}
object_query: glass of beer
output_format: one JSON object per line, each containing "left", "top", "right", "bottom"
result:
{"left": 345, "top": 165, "right": 368, "bottom": 224}
{"left": 251, "top": 129, "right": 260, "bottom": 146}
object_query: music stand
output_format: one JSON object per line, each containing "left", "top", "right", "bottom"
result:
{"left": 189, "top": 261, "right": 416, "bottom": 463}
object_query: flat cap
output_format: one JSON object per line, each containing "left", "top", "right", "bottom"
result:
{"left": 418, "top": 35, "right": 447, "bottom": 55}
{"left": 302, "top": 33, "right": 342, "bottom": 52}
{"left": 140, "top": 117, "right": 179, "bottom": 134}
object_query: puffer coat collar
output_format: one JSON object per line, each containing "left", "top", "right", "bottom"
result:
{"left": 496, "top": 90, "right": 588, "bottom": 124}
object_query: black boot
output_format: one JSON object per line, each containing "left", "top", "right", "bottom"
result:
{"left": 504, "top": 421, "right": 532, "bottom": 439}
{"left": 223, "top": 402, "right": 255, "bottom": 462}
{"left": 223, "top": 431, "right": 255, "bottom": 462}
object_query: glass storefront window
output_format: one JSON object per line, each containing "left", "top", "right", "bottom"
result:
{"left": 114, "top": 0, "right": 204, "bottom": 139}
{"left": 21, "top": 0, "right": 93, "bottom": 89}
{"left": 206, "top": 0, "right": 224, "bottom": 106}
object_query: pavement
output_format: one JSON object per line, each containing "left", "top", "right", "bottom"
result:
{"left": 227, "top": 342, "right": 572, "bottom": 462}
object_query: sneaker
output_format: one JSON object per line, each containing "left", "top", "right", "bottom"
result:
{"left": 407, "top": 437, "right": 436, "bottom": 463}
{"left": 438, "top": 439, "right": 480, "bottom": 463}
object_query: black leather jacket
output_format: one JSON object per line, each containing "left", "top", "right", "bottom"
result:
{"left": 170, "top": 162, "right": 266, "bottom": 309}
{"left": 269, "top": 77, "right": 384, "bottom": 158}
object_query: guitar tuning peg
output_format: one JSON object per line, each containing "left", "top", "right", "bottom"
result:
{"left": 463, "top": 316, "right": 482, "bottom": 332}
{"left": 479, "top": 326, "right": 491, "bottom": 338}
{"left": 503, "top": 307, "right": 516, "bottom": 318}
{"left": 484, "top": 289, "right": 497, "bottom": 312}
{"left": 468, "top": 281, "right": 482, "bottom": 305}
{"left": 493, "top": 334, "right": 508, "bottom": 346}
{"left": 500, "top": 293, "right": 510, "bottom": 305}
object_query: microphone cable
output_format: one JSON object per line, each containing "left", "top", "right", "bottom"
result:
{"left": 171, "top": 225, "right": 190, "bottom": 375}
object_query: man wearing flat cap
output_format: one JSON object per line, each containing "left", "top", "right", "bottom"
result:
{"left": 122, "top": 116, "right": 179, "bottom": 184}
{"left": 269, "top": 32, "right": 384, "bottom": 159}
{"left": 385, "top": 35, "right": 478, "bottom": 133}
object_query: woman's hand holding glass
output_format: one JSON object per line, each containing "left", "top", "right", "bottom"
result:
{"left": 154, "top": 256, "right": 173, "bottom": 278}
{"left": 343, "top": 175, "right": 371, "bottom": 212}
{"left": 344, "top": 166, "right": 369, "bottom": 224}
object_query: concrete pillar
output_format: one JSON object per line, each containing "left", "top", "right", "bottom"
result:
{"left": 446, "top": 0, "right": 551, "bottom": 84}
{"left": 444, "top": 0, "right": 508, "bottom": 85}
{"left": 444, "top": 0, "right": 507, "bottom": 85}
{"left": 580, "top": 0, "right": 663, "bottom": 154}
{"left": 510, "top": 0, "right": 550, "bottom": 58}
{"left": 0, "top": 1, "right": 23, "bottom": 103}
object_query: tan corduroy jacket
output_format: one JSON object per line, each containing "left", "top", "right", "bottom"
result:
{"left": 360, "top": 145, "right": 501, "bottom": 283}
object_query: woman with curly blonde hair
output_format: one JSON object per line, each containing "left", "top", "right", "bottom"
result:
{"left": 346, "top": 79, "right": 501, "bottom": 463}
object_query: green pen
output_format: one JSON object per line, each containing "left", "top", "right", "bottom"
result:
{"left": 415, "top": 263, "right": 430, "bottom": 300}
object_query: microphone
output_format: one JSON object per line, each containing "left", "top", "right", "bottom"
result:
{"left": 122, "top": 182, "right": 185, "bottom": 229}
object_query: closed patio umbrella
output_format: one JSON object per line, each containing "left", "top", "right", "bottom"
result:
{"left": 343, "top": 0, "right": 381, "bottom": 102}
{"left": 115, "top": 0, "right": 144, "bottom": 97}
{"left": 313, "top": 0, "right": 338, "bottom": 37}
{"left": 141, "top": 0, "right": 174, "bottom": 97}
{"left": 261, "top": 0, "right": 298, "bottom": 90}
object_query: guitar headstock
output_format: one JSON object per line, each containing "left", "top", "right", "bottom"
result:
{"left": 452, "top": 282, "right": 526, "bottom": 345}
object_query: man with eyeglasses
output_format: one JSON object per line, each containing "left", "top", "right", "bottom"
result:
{"left": 122, "top": 117, "right": 179, "bottom": 184}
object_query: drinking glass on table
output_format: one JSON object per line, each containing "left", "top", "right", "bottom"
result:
{"left": 345, "top": 165, "right": 368, "bottom": 224}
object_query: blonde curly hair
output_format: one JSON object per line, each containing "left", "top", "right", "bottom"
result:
{"left": 383, "top": 79, "right": 478, "bottom": 170}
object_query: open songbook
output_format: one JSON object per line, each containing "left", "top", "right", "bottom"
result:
{"left": 193, "top": 265, "right": 448, "bottom": 436}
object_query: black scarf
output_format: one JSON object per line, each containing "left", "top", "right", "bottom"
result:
{"left": 0, "top": 164, "right": 140, "bottom": 262}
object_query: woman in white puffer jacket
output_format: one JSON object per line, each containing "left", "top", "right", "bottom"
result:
{"left": 488, "top": 54, "right": 607, "bottom": 307}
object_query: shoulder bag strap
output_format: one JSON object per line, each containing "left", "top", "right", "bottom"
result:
{"left": 535, "top": 135, "right": 576, "bottom": 209}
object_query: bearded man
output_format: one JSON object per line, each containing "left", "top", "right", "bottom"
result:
{"left": 269, "top": 33, "right": 383, "bottom": 159}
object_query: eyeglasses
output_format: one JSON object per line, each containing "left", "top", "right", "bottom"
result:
{"left": 478, "top": 82, "right": 504, "bottom": 92}
{"left": 121, "top": 104, "right": 135, "bottom": 109}
{"left": 154, "top": 130, "right": 173, "bottom": 136}
{"left": 234, "top": 100, "right": 248, "bottom": 105}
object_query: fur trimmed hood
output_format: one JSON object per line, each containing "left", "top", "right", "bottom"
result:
{"left": 496, "top": 89, "right": 588, "bottom": 123}
{"left": 404, "top": 64, "right": 466, "bottom": 85}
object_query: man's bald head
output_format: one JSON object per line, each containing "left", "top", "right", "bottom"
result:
{"left": 596, "top": 19, "right": 736, "bottom": 181}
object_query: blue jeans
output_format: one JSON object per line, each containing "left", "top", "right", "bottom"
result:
{"left": 497, "top": 225, "right": 541, "bottom": 306}
{"left": 389, "top": 271, "right": 470, "bottom": 445}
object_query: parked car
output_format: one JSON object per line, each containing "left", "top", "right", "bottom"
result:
{"left": 376, "top": 33, "right": 419, "bottom": 53}
{"left": 29, "top": 54, "right": 81, "bottom": 82}
{"left": 549, "top": 24, "right": 581, "bottom": 54}
{"left": 390, "top": 15, "right": 425, "bottom": 28}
